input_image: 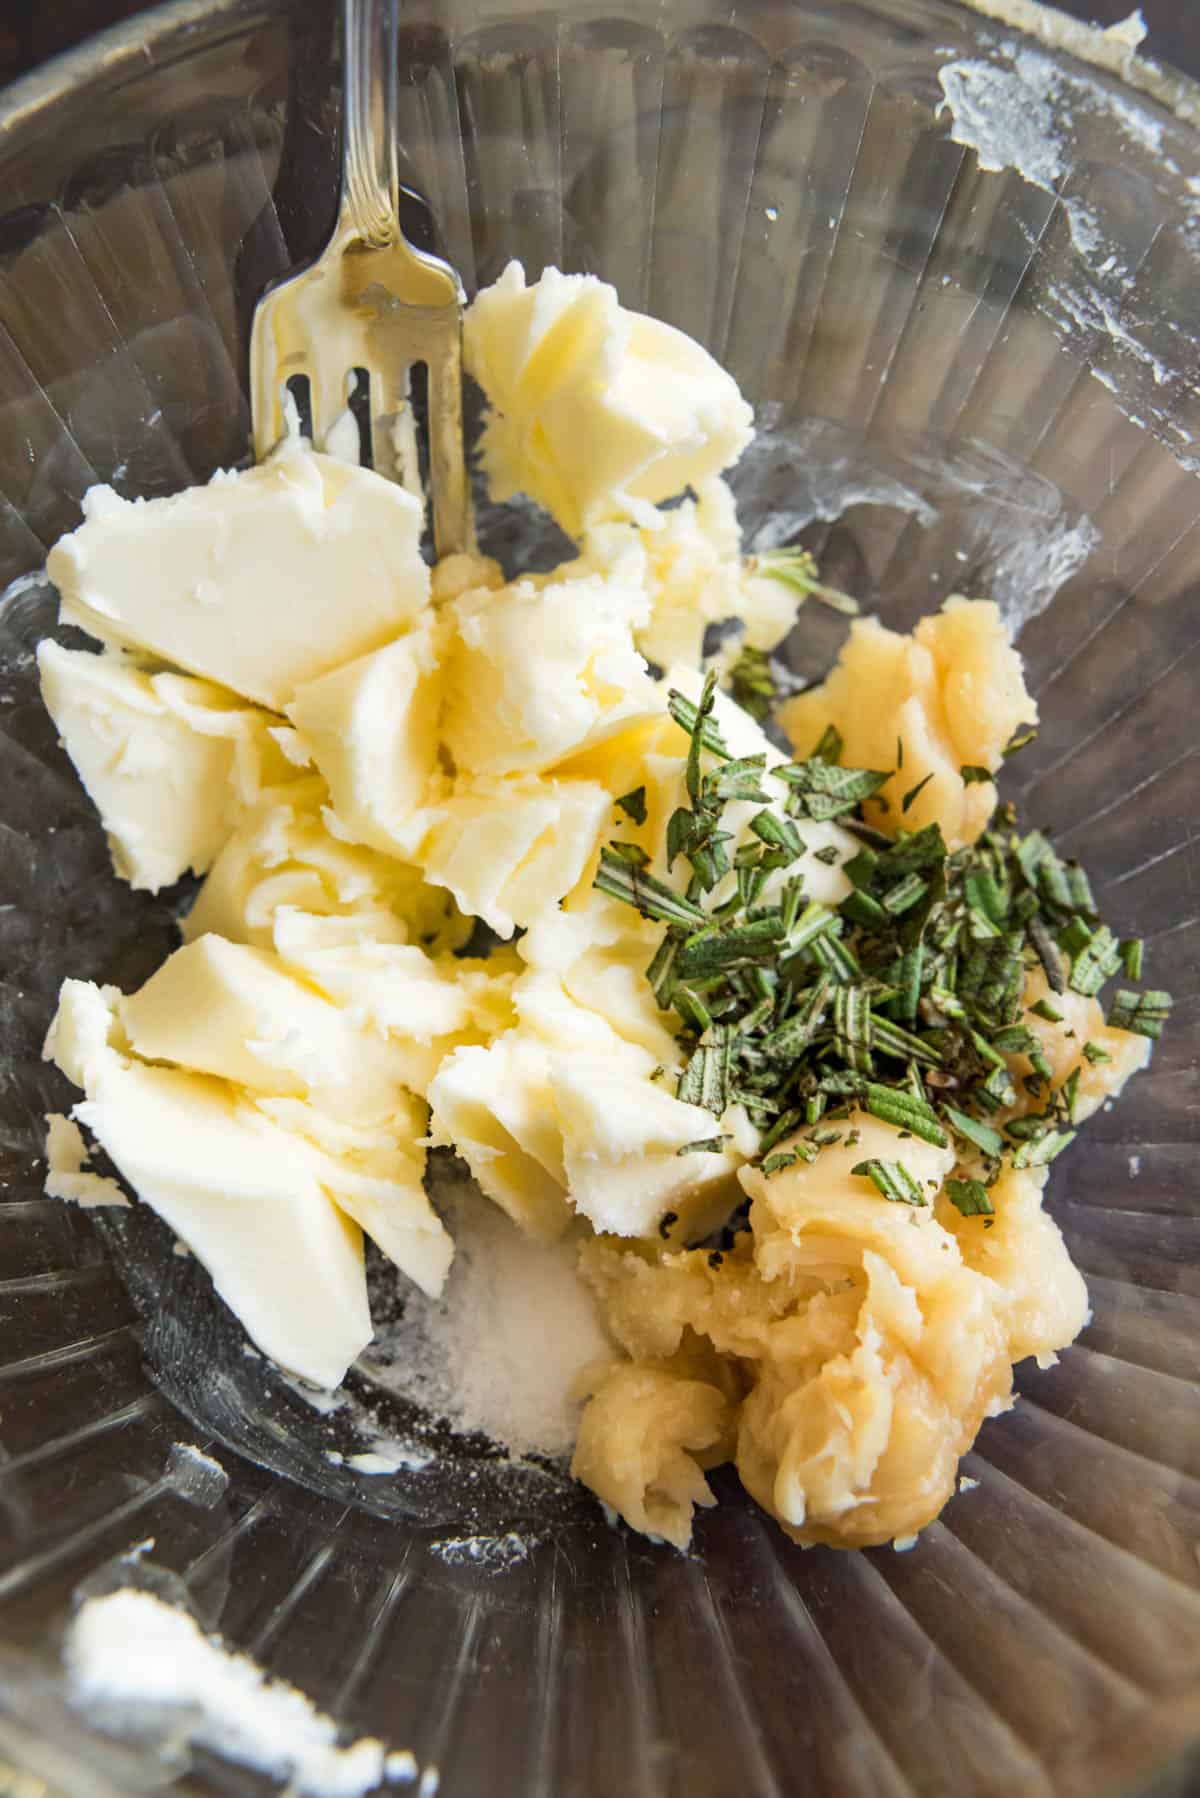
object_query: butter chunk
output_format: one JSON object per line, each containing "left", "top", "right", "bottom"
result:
{"left": 52, "top": 1011, "right": 372, "bottom": 1388}
{"left": 427, "top": 1036, "right": 573, "bottom": 1242}
{"left": 253, "top": 1095, "right": 453, "bottom": 1300}
{"left": 583, "top": 478, "right": 775, "bottom": 671}
{"left": 271, "top": 910, "right": 516, "bottom": 1092}
{"left": 442, "top": 568, "right": 658, "bottom": 777}
{"left": 184, "top": 780, "right": 467, "bottom": 956}
{"left": 121, "top": 934, "right": 415, "bottom": 1128}
{"left": 37, "top": 642, "right": 288, "bottom": 892}
{"left": 413, "top": 774, "right": 611, "bottom": 939}
{"left": 780, "top": 599, "right": 1035, "bottom": 851}
{"left": 464, "top": 262, "right": 753, "bottom": 538}
{"left": 551, "top": 1053, "right": 757, "bottom": 1242}
{"left": 47, "top": 441, "right": 429, "bottom": 710}
{"left": 43, "top": 1112, "right": 128, "bottom": 1208}
{"left": 286, "top": 616, "right": 441, "bottom": 858}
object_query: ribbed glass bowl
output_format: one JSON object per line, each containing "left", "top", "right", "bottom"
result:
{"left": 0, "top": 1, "right": 1198, "bottom": 1793}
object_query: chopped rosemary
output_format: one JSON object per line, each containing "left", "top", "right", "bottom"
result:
{"left": 1120, "top": 937, "right": 1145, "bottom": 981}
{"left": 725, "top": 644, "right": 802, "bottom": 723}
{"left": 776, "top": 757, "right": 893, "bottom": 822}
{"left": 960, "top": 765, "right": 994, "bottom": 785}
{"left": 676, "top": 1135, "right": 732, "bottom": 1157}
{"left": 945, "top": 1177, "right": 994, "bottom": 1217}
{"left": 749, "top": 547, "right": 860, "bottom": 615}
{"left": 616, "top": 786, "right": 647, "bottom": 825}
{"left": 1003, "top": 724, "right": 1039, "bottom": 757}
{"left": 589, "top": 664, "right": 1168, "bottom": 1208}
{"left": 1108, "top": 989, "right": 1173, "bottom": 1039}
{"left": 901, "top": 772, "right": 935, "bottom": 814}
{"left": 852, "top": 1159, "right": 927, "bottom": 1206}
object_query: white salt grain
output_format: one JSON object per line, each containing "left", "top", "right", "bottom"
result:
{"left": 65, "top": 1589, "right": 422, "bottom": 1798}
{"left": 364, "top": 1174, "right": 612, "bottom": 1460}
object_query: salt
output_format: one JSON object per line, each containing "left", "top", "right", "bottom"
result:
{"left": 363, "top": 1170, "right": 612, "bottom": 1460}
{"left": 65, "top": 1589, "right": 423, "bottom": 1798}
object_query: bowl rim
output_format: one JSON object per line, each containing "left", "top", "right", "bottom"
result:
{"left": 5, "top": 0, "right": 1200, "bottom": 149}
{"left": 0, "top": 0, "right": 278, "bottom": 147}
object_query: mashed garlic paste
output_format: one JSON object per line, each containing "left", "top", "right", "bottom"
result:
{"left": 38, "top": 261, "right": 1154, "bottom": 1550}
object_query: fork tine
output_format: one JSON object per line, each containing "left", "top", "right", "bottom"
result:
{"left": 308, "top": 361, "right": 354, "bottom": 458}
{"left": 249, "top": 293, "right": 291, "bottom": 463}
{"left": 370, "top": 366, "right": 420, "bottom": 492}
{"left": 426, "top": 329, "right": 470, "bottom": 557}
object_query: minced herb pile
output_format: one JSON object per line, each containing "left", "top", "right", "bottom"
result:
{"left": 594, "top": 669, "right": 1171, "bottom": 1216}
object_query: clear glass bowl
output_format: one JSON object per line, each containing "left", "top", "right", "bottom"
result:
{"left": 1, "top": 1, "right": 1199, "bottom": 1793}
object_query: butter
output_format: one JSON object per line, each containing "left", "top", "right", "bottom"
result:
{"left": 48, "top": 441, "right": 430, "bottom": 711}
{"left": 441, "top": 567, "right": 658, "bottom": 777}
{"left": 37, "top": 642, "right": 288, "bottom": 892}
{"left": 413, "top": 774, "right": 612, "bottom": 939}
{"left": 285, "top": 615, "right": 442, "bottom": 859}
{"left": 121, "top": 934, "right": 416, "bottom": 1127}
{"left": 43, "top": 1112, "right": 128, "bottom": 1208}
{"left": 427, "top": 1036, "right": 574, "bottom": 1242}
{"left": 464, "top": 262, "right": 753, "bottom": 539}
{"left": 46, "top": 983, "right": 372, "bottom": 1388}
{"left": 183, "top": 779, "right": 467, "bottom": 957}
{"left": 251, "top": 1094, "right": 452, "bottom": 1301}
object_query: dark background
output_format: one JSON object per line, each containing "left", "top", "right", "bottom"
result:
{"left": 0, "top": 0, "right": 1197, "bottom": 87}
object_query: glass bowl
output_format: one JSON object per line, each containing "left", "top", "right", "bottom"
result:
{"left": 1, "top": 1, "right": 1198, "bottom": 1793}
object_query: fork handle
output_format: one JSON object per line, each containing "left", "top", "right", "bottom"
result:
{"left": 341, "top": 0, "right": 399, "bottom": 247}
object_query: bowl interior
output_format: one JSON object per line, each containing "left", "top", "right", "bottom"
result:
{"left": 0, "top": 2, "right": 1199, "bottom": 1794}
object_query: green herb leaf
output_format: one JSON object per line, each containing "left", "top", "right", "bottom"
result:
{"left": 1003, "top": 724, "right": 1039, "bottom": 757}
{"left": 676, "top": 1135, "right": 732, "bottom": 1157}
{"left": 1069, "top": 923, "right": 1123, "bottom": 997}
{"left": 727, "top": 644, "right": 777, "bottom": 723}
{"left": 615, "top": 786, "right": 648, "bottom": 826}
{"left": 960, "top": 765, "right": 994, "bottom": 785}
{"left": 942, "top": 1105, "right": 1004, "bottom": 1159}
{"left": 1011, "top": 1129, "right": 1076, "bottom": 1168}
{"left": 882, "top": 872, "right": 929, "bottom": 917}
{"left": 594, "top": 846, "right": 708, "bottom": 927}
{"left": 851, "top": 1159, "right": 927, "bottom": 1206}
{"left": 1108, "top": 988, "right": 1173, "bottom": 1039}
{"left": 1061, "top": 1066, "right": 1082, "bottom": 1123}
{"left": 1120, "top": 937, "right": 1145, "bottom": 981}
{"left": 776, "top": 756, "right": 892, "bottom": 822}
{"left": 863, "top": 1083, "right": 948, "bottom": 1147}
{"left": 834, "top": 985, "right": 873, "bottom": 1073}
{"left": 669, "top": 674, "right": 730, "bottom": 758}
{"left": 877, "top": 823, "right": 947, "bottom": 877}
{"left": 703, "top": 757, "right": 772, "bottom": 806}
{"left": 810, "top": 722, "right": 844, "bottom": 765}
{"left": 946, "top": 1178, "right": 994, "bottom": 1217}
{"left": 676, "top": 915, "right": 786, "bottom": 979}
{"left": 1028, "top": 914, "right": 1065, "bottom": 994}
{"left": 901, "top": 772, "right": 935, "bottom": 814}
{"left": 749, "top": 810, "right": 805, "bottom": 859}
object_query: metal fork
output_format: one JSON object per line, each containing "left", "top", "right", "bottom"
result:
{"left": 250, "top": 0, "right": 469, "bottom": 558}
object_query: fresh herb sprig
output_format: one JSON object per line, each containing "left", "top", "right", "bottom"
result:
{"left": 747, "top": 548, "right": 860, "bottom": 617}
{"left": 594, "top": 676, "right": 1171, "bottom": 1205}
